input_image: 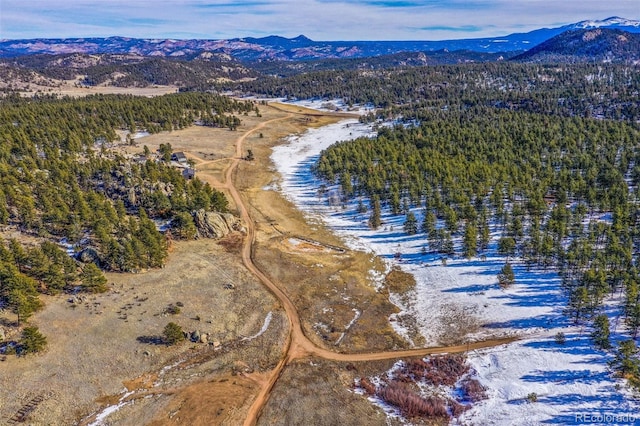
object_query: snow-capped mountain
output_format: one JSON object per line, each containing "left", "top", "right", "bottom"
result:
{"left": 571, "top": 16, "right": 640, "bottom": 29}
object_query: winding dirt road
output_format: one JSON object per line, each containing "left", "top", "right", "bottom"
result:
{"left": 195, "top": 106, "right": 521, "bottom": 426}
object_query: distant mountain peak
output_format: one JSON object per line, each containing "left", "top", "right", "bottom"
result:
{"left": 572, "top": 16, "right": 640, "bottom": 29}
{"left": 292, "top": 35, "right": 313, "bottom": 42}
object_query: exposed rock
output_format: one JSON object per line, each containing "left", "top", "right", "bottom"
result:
{"left": 190, "top": 330, "right": 201, "bottom": 342}
{"left": 193, "top": 209, "right": 245, "bottom": 239}
{"left": 77, "top": 247, "right": 101, "bottom": 264}
{"left": 68, "top": 296, "right": 82, "bottom": 304}
{"left": 127, "top": 187, "right": 137, "bottom": 206}
{"left": 199, "top": 333, "right": 208, "bottom": 344}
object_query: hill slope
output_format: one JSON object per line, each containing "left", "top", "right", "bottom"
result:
{"left": 514, "top": 28, "right": 640, "bottom": 63}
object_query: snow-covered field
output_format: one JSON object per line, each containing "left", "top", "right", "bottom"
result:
{"left": 270, "top": 113, "right": 640, "bottom": 425}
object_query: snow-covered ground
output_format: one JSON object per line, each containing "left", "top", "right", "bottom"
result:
{"left": 270, "top": 115, "right": 640, "bottom": 425}
{"left": 279, "top": 98, "right": 375, "bottom": 115}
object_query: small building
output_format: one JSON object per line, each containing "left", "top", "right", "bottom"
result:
{"left": 182, "top": 168, "right": 195, "bottom": 179}
{"left": 171, "top": 152, "right": 187, "bottom": 163}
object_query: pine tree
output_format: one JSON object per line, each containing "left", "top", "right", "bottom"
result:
{"left": 625, "top": 278, "right": 640, "bottom": 338}
{"left": 20, "top": 326, "right": 47, "bottom": 355}
{"left": 403, "top": 212, "right": 418, "bottom": 235}
{"left": 610, "top": 340, "right": 640, "bottom": 387}
{"left": 567, "top": 285, "right": 590, "bottom": 324}
{"left": 497, "top": 236, "right": 516, "bottom": 258}
{"left": 80, "top": 263, "right": 108, "bottom": 293}
{"left": 163, "top": 322, "right": 185, "bottom": 345}
{"left": 479, "top": 216, "right": 490, "bottom": 252}
{"left": 591, "top": 314, "right": 611, "bottom": 350}
{"left": 368, "top": 195, "right": 381, "bottom": 229}
{"left": 421, "top": 210, "right": 436, "bottom": 235}
{"left": 463, "top": 221, "right": 478, "bottom": 259}
{"left": 497, "top": 262, "right": 515, "bottom": 288}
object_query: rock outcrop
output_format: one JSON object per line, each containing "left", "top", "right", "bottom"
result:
{"left": 77, "top": 247, "right": 101, "bottom": 264}
{"left": 193, "top": 209, "right": 245, "bottom": 239}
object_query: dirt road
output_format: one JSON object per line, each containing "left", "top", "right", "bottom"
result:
{"left": 193, "top": 105, "right": 522, "bottom": 426}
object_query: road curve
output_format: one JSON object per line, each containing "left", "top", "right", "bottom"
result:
{"left": 201, "top": 106, "right": 523, "bottom": 426}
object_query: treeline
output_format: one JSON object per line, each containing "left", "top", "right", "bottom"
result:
{"left": 224, "top": 62, "right": 640, "bottom": 121}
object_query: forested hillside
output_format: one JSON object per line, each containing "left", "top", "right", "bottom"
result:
{"left": 0, "top": 53, "right": 258, "bottom": 89}
{"left": 0, "top": 92, "right": 254, "bottom": 338}
{"left": 226, "top": 63, "right": 640, "bottom": 121}
{"left": 254, "top": 61, "right": 640, "bottom": 387}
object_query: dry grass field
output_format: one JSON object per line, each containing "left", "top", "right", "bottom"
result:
{"left": 0, "top": 239, "right": 283, "bottom": 425}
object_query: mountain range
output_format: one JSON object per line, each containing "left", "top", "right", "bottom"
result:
{"left": 1, "top": 17, "right": 639, "bottom": 61}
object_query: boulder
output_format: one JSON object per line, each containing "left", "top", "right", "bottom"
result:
{"left": 191, "top": 330, "right": 201, "bottom": 342}
{"left": 193, "top": 209, "right": 245, "bottom": 239}
{"left": 127, "top": 187, "right": 137, "bottom": 206}
{"left": 199, "top": 333, "right": 208, "bottom": 344}
{"left": 77, "top": 247, "right": 101, "bottom": 265}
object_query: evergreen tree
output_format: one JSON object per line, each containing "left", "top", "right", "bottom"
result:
{"left": 421, "top": 210, "right": 436, "bottom": 235}
{"left": 368, "top": 195, "right": 382, "bottom": 229}
{"left": 497, "top": 236, "right": 516, "bottom": 259}
{"left": 479, "top": 216, "right": 491, "bottom": 252}
{"left": 463, "top": 221, "right": 478, "bottom": 259}
{"left": 610, "top": 340, "right": 640, "bottom": 388}
{"left": 172, "top": 211, "right": 197, "bottom": 239}
{"left": 80, "top": 263, "right": 108, "bottom": 293}
{"left": 19, "top": 326, "right": 47, "bottom": 355}
{"left": 497, "top": 262, "right": 515, "bottom": 288}
{"left": 591, "top": 314, "right": 611, "bottom": 350}
{"left": 403, "top": 211, "right": 418, "bottom": 235}
{"left": 625, "top": 278, "right": 640, "bottom": 338}
{"left": 163, "top": 322, "right": 185, "bottom": 345}
{"left": 567, "top": 286, "right": 590, "bottom": 324}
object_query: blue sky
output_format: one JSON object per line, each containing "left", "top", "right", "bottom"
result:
{"left": 0, "top": 0, "right": 638, "bottom": 41}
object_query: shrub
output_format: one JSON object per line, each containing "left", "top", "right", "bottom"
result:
{"left": 526, "top": 392, "right": 538, "bottom": 403}
{"left": 358, "top": 377, "right": 376, "bottom": 395}
{"left": 377, "top": 381, "right": 448, "bottom": 419}
{"left": 399, "top": 355, "right": 469, "bottom": 387}
{"left": 555, "top": 332, "right": 566, "bottom": 345}
{"left": 165, "top": 304, "right": 181, "bottom": 315}
{"left": 460, "top": 377, "right": 487, "bottom": 402}
{"left": 448, "top": 400, "right": 468, "bottom": 417}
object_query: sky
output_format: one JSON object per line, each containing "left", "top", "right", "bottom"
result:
{"left": 0, "top": 0, "right": 638, "bottom": 41}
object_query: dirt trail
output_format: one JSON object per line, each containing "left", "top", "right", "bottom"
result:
{"left": 193, "top": 106, "right": 523, "bottom": 426}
